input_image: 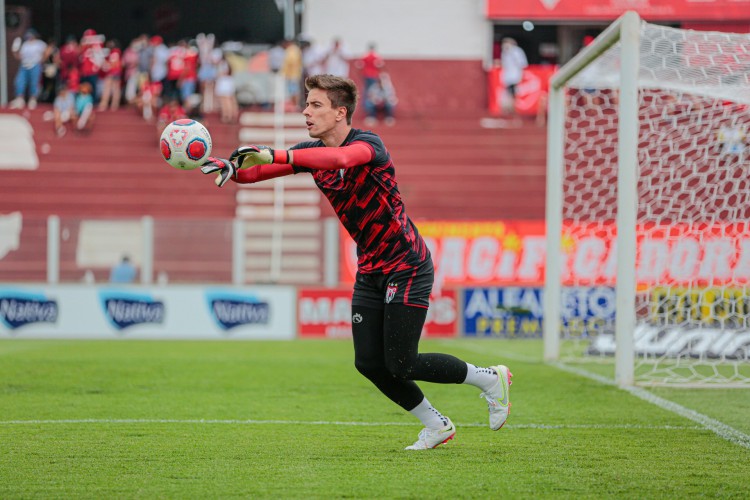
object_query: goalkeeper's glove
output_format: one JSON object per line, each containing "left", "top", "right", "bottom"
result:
{"left": 230, "top": 145, "right": 291, "bottom": 169}
{"left": 200, "top": 157, "right": 237, "bottom": 187}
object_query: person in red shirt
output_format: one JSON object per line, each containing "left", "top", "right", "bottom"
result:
{"left": 79, "top": 29, "right": 104, "bottom": 100}
{"left": 156, "top": 96, "right": 186, "bottom": 136}
{"left": 180, "top": 41, "right": 199, "bottom": 108}
{"left": 356, "top": 42, "right": 387, "bottom": 126}
{"left": 164, "top": 40, "right": 186, "bottom": 103}
{"left": 98, "top": 39, "right": 123, "bottom": 111}
{"left": 201, "top": 74, "right": 514, "bottom": 450}
{"left": 64, "top": 63, "right": 80, "bottom": 94}
{"left": 58, "top": 34, "right": 79, "bottom": 82}
{"left": 357, "top": 42, "right": 384, "bottom": 93}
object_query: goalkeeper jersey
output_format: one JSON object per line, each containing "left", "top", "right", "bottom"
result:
{"left": 291, "top": 128, "right": 430, "bottom": 274}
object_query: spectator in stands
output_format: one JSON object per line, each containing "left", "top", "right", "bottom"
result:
{"left": 267, "top": 40, "right": 285, "bottom": 74}
{"left": 164, "top": 40, "right": 186, "bottom": 103}
{"left": 98, "top": 39, "right": 123, "bottom": 111}
{"left": 356, "top": 42, "right": 385, "bottom": 97}
{"left": 75, "top": 82, "right": 95, "bottom": 132}
{"left": 197, "top": 33, "right": 219, "bottom": 114}
{"left": 63, "top": 62, "right": 80, "bottom": 95}
{"left": 79, "top": 29, "right": 105, "bottom": 102}
{"left": 137, "top": 73, "right": 161, "bottom": 122}
{"left": 324, "top": 37, "right": 351, "bottom": 78}
{"left": 110, "top": 255, "right": 137, "bottom": 283}
{"left": 200, "top": 74, "right": 513, "bottom": 451}
{"left": 499, "top": 37, "right": 528, "bottom": 115}
{"left": 149, "top": 35, "right": 170, "bottom": 103}
{"left": 9, "top": 28, "right": 47, "bottom": 110}
{"left": 123, "top": 34, "right": 147, "bottom": 106}
{"left": 53, "top": 84, "right": 76, "bottom": 137}
{"left": 300, "top": 36, "right": 326, "bottom": 81}
{"left": 215, "top": 52, "right": 238, "bottom": 123}
{"left": 281, "top": 39, "right": 303, "bottom": 109}
{"left": 181, "top": 40, "right": 200, "bottom": 108}
{"left": 718, "top": 123, "right": 747, "bottom": 159}
{"left": 364, "top": 72, "right": 397, "bottom": 127}
{"left": 58, "top": 35, "right": 80, "bottom": 84}
{"left": 156, "top": 96, "right": 187, "bottom": 136}
{"left": 40, "top": 37, "right": 60, "bottom": 103}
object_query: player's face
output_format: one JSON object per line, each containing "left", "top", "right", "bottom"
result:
{"left": 303, "top": 88, "right": 346, "bottom": 140}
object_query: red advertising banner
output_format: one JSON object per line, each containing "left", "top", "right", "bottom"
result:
{"left": 297, "top": 288, "right": 459, "bottom": 338}
{"left": 340, "top": 221, "right": 750, "bottom": 288}
{"left": 486, "top": 0, "right": 750, "bottom": 21}
{"left": 341, "top": 221, "right": 548, "bottom": 287}
{"left": 487, "top": 64, "right": 557, "bottom": 117}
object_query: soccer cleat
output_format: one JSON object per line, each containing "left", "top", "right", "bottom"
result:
{"left": 404, "top": 418, "right": 456, "bottom": 450}
{"left": 480, "top": 365, "right": 513, "bottom": 430}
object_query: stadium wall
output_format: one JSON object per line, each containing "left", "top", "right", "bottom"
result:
{"left": 301, "top": 0, "right": 491, "bottom": 60}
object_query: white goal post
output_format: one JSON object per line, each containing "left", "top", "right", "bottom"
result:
{"left": 544, "top": 11, "right": 750, "bottom": 387}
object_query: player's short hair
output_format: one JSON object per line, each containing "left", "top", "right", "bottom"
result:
{"left": 305, "top": 74, "right": 358, "bottom": 125}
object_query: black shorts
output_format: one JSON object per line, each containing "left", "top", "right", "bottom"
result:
{"left": 352, "top": 258, "right": 433, "bottom": 310}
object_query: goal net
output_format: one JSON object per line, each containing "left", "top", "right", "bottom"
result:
{"left": 544, "top": 12, "right": 750, "bottom": 387}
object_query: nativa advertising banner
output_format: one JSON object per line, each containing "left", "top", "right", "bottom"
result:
{"left": 0, "top": 285, "right": 295, "bottom": 339}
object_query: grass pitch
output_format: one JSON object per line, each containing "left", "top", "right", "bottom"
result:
{"left": 1, "top": 338, "right": 749, "bottom": 499}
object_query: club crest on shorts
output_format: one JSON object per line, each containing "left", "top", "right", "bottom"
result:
{"left": 385, "top": 282, "right": 398, "bottom": 304}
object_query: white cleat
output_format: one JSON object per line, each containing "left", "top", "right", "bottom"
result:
{"left": 480, "top": 365, "right": 512, "bottom": 430}
{"left": 404, "top": 418, "right": 456, "bottom": 450}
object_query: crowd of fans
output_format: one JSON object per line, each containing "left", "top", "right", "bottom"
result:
{"left": 7, "top": 27, "right": 399, "bottom": 138}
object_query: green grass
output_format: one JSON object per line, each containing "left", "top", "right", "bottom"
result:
{"left": 1, "top": 339, "right": 749, "bottom": 499}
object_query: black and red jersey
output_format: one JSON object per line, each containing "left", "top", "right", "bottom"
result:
{"left": 291, "top": 129, "right": 430, "bottom": 274}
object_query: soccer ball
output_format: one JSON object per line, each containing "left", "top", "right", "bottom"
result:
{"left": 159, "top": 119, "right": 212, "bottom": 170}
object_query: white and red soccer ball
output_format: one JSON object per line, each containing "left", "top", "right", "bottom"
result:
{"left": 160, "top": 119, "right": 212, "bottom": 170}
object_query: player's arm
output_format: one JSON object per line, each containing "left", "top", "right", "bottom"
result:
{"left": 231, "top": 142, "right": 374, "bottom": 171}
{"left": 200, "top": 157, "right": 294, "bottom": 187}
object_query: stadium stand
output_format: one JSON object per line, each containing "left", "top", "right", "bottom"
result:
{"left": 0, "top": 98, "right": 547, "bottom": 283}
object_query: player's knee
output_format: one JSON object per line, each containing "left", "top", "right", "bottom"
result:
{"left": 354, "top": 357, "right": 385, "bottom": 381}
{"left": 384, "top": 356, "right": 417, "bottom": 380}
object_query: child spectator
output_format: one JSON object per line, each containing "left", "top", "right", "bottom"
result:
{"left": 53, "top": 84, "right": 76, "bottom": 137}
{"left": 75, "top": 82, "right": 95, "bottom": 131}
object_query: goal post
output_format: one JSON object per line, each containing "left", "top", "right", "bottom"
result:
{"left": 545, "top": 11, "right": 641, "bottom": 385}
{"left": 544, "top": 11, "right": 750, "bottom": 387}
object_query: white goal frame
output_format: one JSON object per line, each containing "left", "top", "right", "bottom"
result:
{"left": 543, "top": 11, "right": 641, "bottom": 386}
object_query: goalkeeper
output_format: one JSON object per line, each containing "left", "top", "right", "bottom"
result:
{"left": 202, "top": 74, "right": 512, "bottom": 450}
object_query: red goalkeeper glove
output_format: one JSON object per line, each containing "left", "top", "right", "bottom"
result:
{"left": 200, "top": 157, "right": 237, "bottom": 187}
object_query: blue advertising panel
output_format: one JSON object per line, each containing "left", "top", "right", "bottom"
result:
{"left": 463, "top": 287, "right": 616, "bottom": 338}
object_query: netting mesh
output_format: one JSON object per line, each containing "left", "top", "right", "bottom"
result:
{"left": 560, "top": 22, "right": 750, "bottom": 386}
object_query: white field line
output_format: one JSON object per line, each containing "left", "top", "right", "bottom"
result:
{"left": 553, "top": 362, "right": 750, "bottom": 450}
{"left": 439, "top": 340, "right": 750, "bottom": 450}
{"left": 0, "top": 418, "right": 700, "bottom": 431}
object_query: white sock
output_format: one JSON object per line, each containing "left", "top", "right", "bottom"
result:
{"left": 409, "top": 397, "right": 450, "bottom": 430}
{"left": 463, "top": 363, "right": 498, "bottom": 391}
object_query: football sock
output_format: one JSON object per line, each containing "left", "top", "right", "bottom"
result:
{"left": 409, "top": 397, "right": 450, "bottom": 430}
{"left": 463, "top": 363, "right": 499, "bottom": 391}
